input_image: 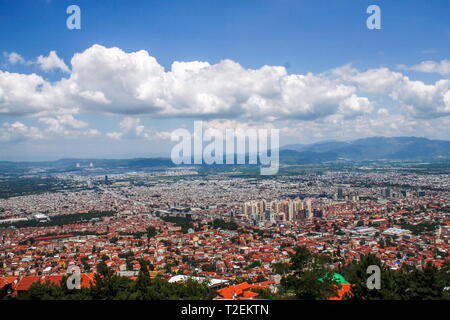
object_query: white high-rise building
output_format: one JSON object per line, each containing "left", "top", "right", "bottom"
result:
{"left": 305, "top": 198, "right": 313, "bottom": 219}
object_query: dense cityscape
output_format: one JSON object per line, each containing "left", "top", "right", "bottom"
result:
{"left": 1, "top": 163, "right": 449, "bottom": 300}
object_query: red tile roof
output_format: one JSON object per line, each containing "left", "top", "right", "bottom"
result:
{"left": 216, "top": 281, "right": 272, "bottom": 300}
{"left": 0, "top": 276, "right": 18, "bottom": 289}
{"left": 13, "top": 276, "right": 41, "bottom": 291}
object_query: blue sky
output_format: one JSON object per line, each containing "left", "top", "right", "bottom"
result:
{"left": 0, "top": 0, "right": 450, "bottom": 160}
{"left": 2, "top": 0, "right": 449, "bottom": 73}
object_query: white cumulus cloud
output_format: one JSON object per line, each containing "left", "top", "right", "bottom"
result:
{"left": 3, "top": 52, "right": 28, "bottom": 65}
{"left": 38, "top": 115, "right": 100, "bottom": 137}
{"left": 0, "top": 45, "right": 374, "bottom": 121}
{"left": 107, "top": 117, "right": 168, "bottom": 141}
{"left": 0, "top": 121, "right": 44, "bottom": 142}
{"left": 1, "top": 44, "right": 450, "bottom": 145}
{"left": 36, "top": 50, "right": 70, "bottom": 73}
{"left": 398, "top": 59, "right": 450, "bottom": 75}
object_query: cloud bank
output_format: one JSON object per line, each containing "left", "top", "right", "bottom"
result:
{"left": 0, "top": 45, "right": 450, "bottom": 144}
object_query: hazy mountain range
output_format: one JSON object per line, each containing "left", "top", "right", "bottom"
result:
{"left": 280, "top": 137, "right": 450, "bottom": 162}
{"left": 1, "top": 137, "right": 450, "bottom": 172}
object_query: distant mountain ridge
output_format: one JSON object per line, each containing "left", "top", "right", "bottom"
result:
{"left": 1, "top": 137, "right": 449, "bottom": 170}
{"left": 280, "top": 136, "right": 450, "bottom": 162}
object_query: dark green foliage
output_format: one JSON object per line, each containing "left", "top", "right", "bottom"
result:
{"left": 210, "top": 218, "right": 238, "bottom": 230}
{"left": 3, "top": 210, "right": 115, "bottom": 229}
{"left": 18, "top": 263, "right": 213, "bottom": 300}
{"left": 400, "top": 221, "right": 441, "bottom": 235}
{"left": 252, "top": 287, "right": 279, "bottom": 299}
{"left": 340, "top": 253, "right": 397, "bottom": 299}
{"left": 340, "top": 254, "right": 450, "bottom": 300}
{"left": 0, "top": 176, "right": 63, "bottom": 199}
{"left": 272, "top": 262, "right": 290, "bottom": 275}
{"left": 160, "top": 216, "right": 193, "bottom": 233}
{"left": 146, "top": 226, "right": 157, "bottom": 238}
{"left": 201, "top": 263, "right": 217, "bottom": 272}
{"left": 248, "top": 260, "right": 261, "bottom": 269}
{"left": 118, "top": 250, "right": 134, "bottom": 259}
{"left": 280, "top": 246, "right": 339, "bottom": 300}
